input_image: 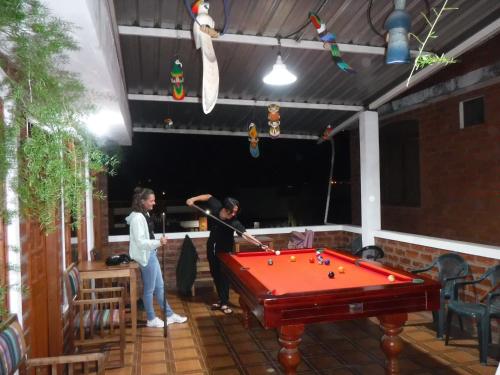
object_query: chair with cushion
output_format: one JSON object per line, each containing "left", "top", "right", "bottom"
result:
{"left": 354, "top": 245, "right": 384, "bottom": 261}
{"left": 411, "top": 253, "right": 469, "bottom": 338}
{"left": 65, "top": 263, "right": 126, "bottom": 368}
{"left": 445, "top": 265, "right": 500, "bottom": 364}
{"left": 0, "top": 313, "right": 105, "bottom": 375}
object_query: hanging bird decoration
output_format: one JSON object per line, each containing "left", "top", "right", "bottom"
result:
{"left": 309, "top": 12, "right": 355, "bottom": 73}
{"left": 170, "top": 59, "right": 185, "bottom": 100}
{"left": 192, "top": 0, "right": 219, "bottom": 114}
{"left": 248, "top": 122, "right": 260, "bottom": 158}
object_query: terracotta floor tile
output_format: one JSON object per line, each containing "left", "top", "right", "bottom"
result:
{"left": 140, "top": 362, "right": 168, "bottom": 375}
{"left": 199, "top": 335, "right": 226, "bottom": 345}
{"left": 231, "top": 340, "right": 260, "bottom": 353}
{"left": 198, "top": 326, "right": 220, "bottom": 337}
{"left": 241, "top": 364, "right": 277, "bottom": 374}
{"left": 141, "top": 351, "right": 166, "bottom": 363}
{"left": 141, "top": 340, "right": 165, "bottom": 352}
{"left": 104, "top": 366, "right": 133, "bottom": 375}
{"left": 237, "top": 351, "right": 268, "bottom": 365}
{"left": 305, "top": 355, "right": 343, "bottom": 368}
{"left": 203, "top": 344, "right": 231, "bottom": 356}
{"left": 172, "top": 347, "right": 199, "bottom": 360}
{"left": 174, "top": 358, "right": 204, "bottom": 372}
{"left": 170, "top": 337, "right": 196, "bottom": 349}
{"left": 206, "top": 354, "right": 236, "bottom": 369}
{"left": 211, "top": 369, "right": 243, "bottom": 375}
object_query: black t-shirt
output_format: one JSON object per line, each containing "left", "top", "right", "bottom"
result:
{"left": 207, "top": 197, "right": 245, "bottom": 252}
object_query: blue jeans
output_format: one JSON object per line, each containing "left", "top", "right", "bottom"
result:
{"left": 139, "top": 250, "right": 173, "bottom": 321}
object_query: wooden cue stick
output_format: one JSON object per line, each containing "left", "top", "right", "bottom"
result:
{"left": 162, "top": 212, "right": 168, "bottom": 338}
{"left": 191, "top": 204, "right": 275, "bottom": 253}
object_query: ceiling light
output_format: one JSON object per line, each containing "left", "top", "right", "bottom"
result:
{"left": 385, "top": 0, "right": 411, "bottom": 64}
{"left": 263, "top": 54, "right": 297, "bottom": 86}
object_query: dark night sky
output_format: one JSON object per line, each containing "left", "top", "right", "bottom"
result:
{"left": 108, "top": 132, "right": 351, "bottom": 230}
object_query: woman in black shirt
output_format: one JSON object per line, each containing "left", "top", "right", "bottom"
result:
{"left": 186, "top": 194, "right": 264, "bottom": 314}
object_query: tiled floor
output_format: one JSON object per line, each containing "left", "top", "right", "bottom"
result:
{"left": 104, "top": 289, "right": 500, "bottom": 375}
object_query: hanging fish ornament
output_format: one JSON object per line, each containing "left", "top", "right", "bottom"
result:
{"left": 192, "top": 0, "right": 219, "bottom": 114}
{"left": 248, "top": 122, "right": 260, "bottom": 158}
{"left": 309, "top": 12, "right": 355, "bottom": 73}
{"left": 170, "top": 59, "right": 185, "bottom": 100}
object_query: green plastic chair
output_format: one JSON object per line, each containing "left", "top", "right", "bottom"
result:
{"left": 411, "top": 253, "right": 469, "bottom": 338}
{"left": 445, "top": 265, "right": 500, "bottom": 364}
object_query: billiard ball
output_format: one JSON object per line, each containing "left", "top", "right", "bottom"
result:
{"left": 290, "top": 256, "right": 296, "bottom": 262}
{"left": 324, "top": 259, "right": 330, "bottom": 266}
{"left": 275, "top": 250, "right": 281, "bottom": 256}
{"left": 328, "top": 271, "right": 335, "bottom": 278}
{"left": 338, "top": 266, "right": 345, "bottom": 273}
{"left": 267, "top": 259, "right": 273, "bottom": 265}
{"left": 388, "top": 274, "right": 395, "bottom": 282}
{"left": 309, "top": 257, "right": 315, "bottom": 263}
{"left": 318, "top": 260, "right": 323, "bottom": 265}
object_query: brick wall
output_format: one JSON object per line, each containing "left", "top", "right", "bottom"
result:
{"left": 105, "top": 230, "right": 356, "bottom": 291}
{"left": 350, "top": 42, "right": 500, "bottom": 247}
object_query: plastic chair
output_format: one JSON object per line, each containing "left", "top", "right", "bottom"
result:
{"left": 354, "top": 245, "right": 384, "bottom": 261}
{"left": 445, "top": 265, "right": 500, "bottom": 364}
{"left": 411, "top": 253, "right": 469, "bottom": 338}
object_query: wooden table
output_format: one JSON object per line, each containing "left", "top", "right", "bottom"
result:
{"left": 78, "top": 260, "right": 139, "bottom": 341}
{"left": 234, "top": 235, "right": 274, "bottom": 252}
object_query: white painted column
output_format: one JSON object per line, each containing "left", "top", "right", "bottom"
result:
{"left": 1, "top": 68, "right": 23, "bottom": 323}
{"left": 359, "top": 111, "right": 381, "bottom": 246}
{"left": 85, "top": 155, "right": 94, "bottom": 259}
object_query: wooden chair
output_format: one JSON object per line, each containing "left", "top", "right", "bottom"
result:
{"left": 0, "top": 313, "right": 105, "bottom": 375}
{"left": 65, "top": 263, "right": 126, "bottom": 368}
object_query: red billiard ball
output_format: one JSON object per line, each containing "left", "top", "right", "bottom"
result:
{"left": 328, "top": 271, "right": 335, "bottom": 278}
{"left": 309, "top": 257, "right": 315, "bottom": 263}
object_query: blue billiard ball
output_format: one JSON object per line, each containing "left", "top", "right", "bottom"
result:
{"left": 324, "top": 259, "right": 330, "bottom": 266}
{"left": 328, "top": 271, "right": 335, "bottom": 278}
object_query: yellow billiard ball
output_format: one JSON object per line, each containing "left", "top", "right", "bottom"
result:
{"left": 338, "top": 266, "right": 345, "bottom": 273}
{"left": 290, "top": 255, "right": 297, "bottom": 262}
{"left": 388, "top": 274, "right": 395, "bottom": 282}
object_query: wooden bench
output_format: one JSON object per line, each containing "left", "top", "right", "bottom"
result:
{"left": 191, "top": 258, "right": 214, "bottom": 296}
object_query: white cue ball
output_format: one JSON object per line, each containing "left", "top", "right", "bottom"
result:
{"left": 275, "top": 250, "right": 281, "bottom": 256}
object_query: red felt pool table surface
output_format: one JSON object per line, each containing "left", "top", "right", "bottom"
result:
{"left": 232, "top": 248, "right": 412, "bottom": 295}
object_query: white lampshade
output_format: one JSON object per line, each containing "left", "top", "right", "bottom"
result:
{"left": 263, "top": 55, "right": 297, "bottom": 85}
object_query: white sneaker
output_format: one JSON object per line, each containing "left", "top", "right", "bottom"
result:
{"left": 146, "top": 317, "right": 164, "bottom": 328}
{"left": 166, "top": 313, "right": 188, "bottom": 325}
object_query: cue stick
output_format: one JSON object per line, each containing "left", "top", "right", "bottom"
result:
{"left": 161, "top": 212, "right": 168, "bottom": 338}
{"left": 191, "top": 204, "right": 275, "bottom": 253}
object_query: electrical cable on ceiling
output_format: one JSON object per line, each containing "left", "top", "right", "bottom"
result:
{"left": 367, "top": 0, "right": 430, "bottom": 39}
{"left": 282, "top": 0, "right": 330, "bottom": 40}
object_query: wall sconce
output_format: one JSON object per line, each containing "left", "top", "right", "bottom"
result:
{"left": 384, "top": 0, "right": 411, "bottom": 64}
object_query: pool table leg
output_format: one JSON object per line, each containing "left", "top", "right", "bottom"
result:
{"left": 239, "top": 296, "right": 251, "bottom": 329}
{"left": 278, "top": 324, "right": 304, "bottom": 375}
{"left": 378, "top": 313, "right": 408, "bottom": 375}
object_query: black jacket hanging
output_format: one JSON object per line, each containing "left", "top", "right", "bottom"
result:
{"left": 176, "top": 235, "right": 198, "bottom": 296}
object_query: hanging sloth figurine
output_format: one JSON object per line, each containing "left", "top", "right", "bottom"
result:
{"left": 268, "top": 103, "right": 280, "bottom": 138}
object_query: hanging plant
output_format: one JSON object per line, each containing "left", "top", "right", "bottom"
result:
{"left": 0, "top": 0, "right": 118, "bottom": 231}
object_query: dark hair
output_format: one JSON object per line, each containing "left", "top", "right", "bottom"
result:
{"left": 223, "top": 197, "right": 240, "bottom": 213}
{"left": 131, "top": 187, "right": 154, "bottom": 213}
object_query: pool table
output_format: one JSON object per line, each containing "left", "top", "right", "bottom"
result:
{"left": 218, "top": 248, "right": 440, "bottom": 375}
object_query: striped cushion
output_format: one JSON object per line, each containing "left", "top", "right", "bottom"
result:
{"left": 67, "top": 267, "right": 80, "bottom": 298}
{"left": 0, "top": 320, "right": 26, "bottom": 375}
{"left": 74, "top": 309, "right": 121, "bottom": 331}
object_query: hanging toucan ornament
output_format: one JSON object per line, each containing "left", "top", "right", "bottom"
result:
{"left": 170, "top": 58, "right": 185, "bottom": 100}
{"left": 309, "top": 12, "right": 355, "bottom": 73}
{"left": 191, "top": 0, "right": 219, "bottom": 114}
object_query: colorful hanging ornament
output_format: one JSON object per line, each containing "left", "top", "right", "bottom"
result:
{"left": 248, "top": 122, "right": 260, "bottom": 158}
{"left": 170, "top": 59, "right": 185, "bottom": 100}
{"left": 309, "top": 12, "right": 355, "bottom": 73}
{"left": 268, "top": 104, "right": 281, "bottom": 139}
{"left": 192, "top": 0, "right": 219, "bottom": 114}
{"left": 164, "top": 118, "right": 174, "bottom": 128}
{"left": 321, "top": 124, "right": 333, "bottom": 141}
